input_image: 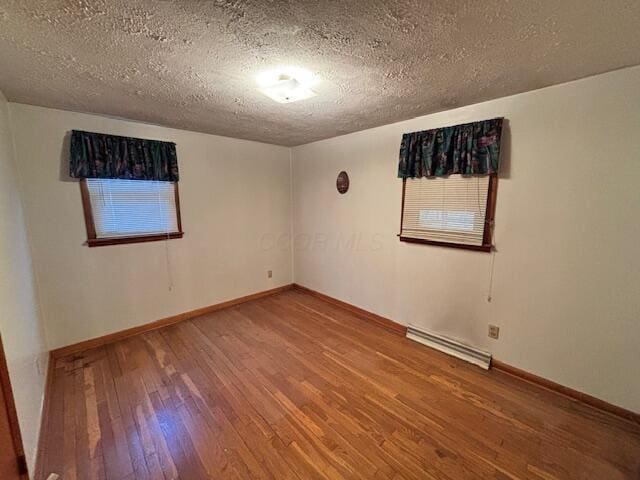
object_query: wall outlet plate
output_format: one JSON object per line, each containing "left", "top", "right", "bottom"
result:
{"left": 267, "top": 270, "right": 273, "bottom": 278}
{"left": 488, "top": 325, "right": 500, "bottom": 339}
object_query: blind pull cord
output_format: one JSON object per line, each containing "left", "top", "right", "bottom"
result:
{"left": 164, "top": 234, "right": 173, "bottom": 292}
{"left": 156, "top": 185, "right": 174, "bottom": 292}
{"left": 486, "top": 221, "right": 497, "bottom": 302}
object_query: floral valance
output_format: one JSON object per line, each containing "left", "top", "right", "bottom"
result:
{"left": 70, "top": 130, "right": 179, "bottom": 181}
{"left": 398, "top": 118, "right": 503, "bottom": 178}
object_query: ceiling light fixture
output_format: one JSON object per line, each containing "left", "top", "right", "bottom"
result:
{"left": 256, "top": 66, "right": 318, "bottom": 104}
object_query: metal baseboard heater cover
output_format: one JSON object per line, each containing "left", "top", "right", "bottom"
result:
{"left": 406, "top": 325, "right": 492, "bottom": 369}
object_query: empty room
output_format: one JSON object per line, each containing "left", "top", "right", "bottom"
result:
{"left": 0, "top": 1, "right": 639, "bottom": 479}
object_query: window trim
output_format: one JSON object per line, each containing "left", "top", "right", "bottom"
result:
{"left": 398, "top": 174, "right": 498, "bottom": 253}
{"left": 79, "top": 178, "right": 184, "bottom": 247}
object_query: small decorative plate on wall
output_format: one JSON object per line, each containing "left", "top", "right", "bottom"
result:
{"left": 336, "top": 171, "right": 349, "bottom": 194}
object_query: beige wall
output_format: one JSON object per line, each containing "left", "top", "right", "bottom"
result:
{"left": 10, "top": 104, "right": 293, "bottom": 351}
{"left": 292, "top": 66, "right": 640, "bottom": 413}
{"left": 0, "top": 93, "right": 48, "bottom": 472}
{"left": 4, "top": 65, "right": 639, "bottom": 443}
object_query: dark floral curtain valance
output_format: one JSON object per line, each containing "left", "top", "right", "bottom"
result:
{"left": 70, "top": 130, "right": 179, "bottom": 181}
{"left": 398, "top": 118, "right": 503, "bottom": 178}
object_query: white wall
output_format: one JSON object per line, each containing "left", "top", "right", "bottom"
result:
{"left": 0, "top": 92, "right": 48, "bottom": 473}
{"left": 10, "top": 104, "right": 292, "bottom": 351}
{"left": 5, "top": 66, "right": 639, "bottom": 427}
{"left": 292, "top": 66, "right": 640, "bottom": 413}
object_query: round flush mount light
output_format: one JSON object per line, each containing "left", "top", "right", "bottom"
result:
{"left": 256, "top": 66, "right": 319, "bottom": 104}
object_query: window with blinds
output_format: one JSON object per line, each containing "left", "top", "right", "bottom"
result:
{"left": 400, "top": 175, "right": 494, "bottom": 249}
{"left": 82, "top": 179, "right": 182, "bottom": 246}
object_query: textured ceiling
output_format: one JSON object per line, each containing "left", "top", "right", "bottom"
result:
{"left": 1, "top": 1, "right": 639, "bottom": 146}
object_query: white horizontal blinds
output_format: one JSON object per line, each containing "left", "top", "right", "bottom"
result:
{"left": 402, "top": 175, "right": 489, "bottom": 246}
{"left": 86, "top": 179, "right": 178, "bottom": 238}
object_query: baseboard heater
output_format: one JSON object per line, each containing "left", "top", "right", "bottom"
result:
{"left": 406, "top": 325, "right": 492, "bottom": 370}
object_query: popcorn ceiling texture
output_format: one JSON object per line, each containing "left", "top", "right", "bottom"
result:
{"left": 0, "top": 0, "right": 639, "bottom": 146}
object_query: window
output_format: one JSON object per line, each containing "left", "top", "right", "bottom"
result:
{"left": 400, "top": 174, "right": 497, "bottom": 252}
{"left": 80, "top": 178, "right": 183, "bottom": 247}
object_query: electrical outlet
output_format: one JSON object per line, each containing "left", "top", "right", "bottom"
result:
{"left": 267, "top": 270, "right": 273, "bottom": 278}
{"left": 488, "top": 325, "right": 500, "bottom": 339}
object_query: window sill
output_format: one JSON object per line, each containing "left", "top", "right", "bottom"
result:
{"left": 87, "top": 232, "right": 184, "bottom": 247}
{"left": 398, "top": 235, "right": 492, "bottom": 252}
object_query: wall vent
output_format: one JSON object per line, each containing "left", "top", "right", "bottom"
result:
{"left": 406, "top": 325, "right": 492, "bottom": 370}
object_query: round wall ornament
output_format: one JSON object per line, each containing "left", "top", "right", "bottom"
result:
{"left": 336, "top": 171, "right": 349, "bottom": 194}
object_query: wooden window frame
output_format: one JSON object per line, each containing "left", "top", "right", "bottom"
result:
{"left": 80, "top": 179, "right": 184, "bottom": 247}
{"left": 398, "top": 174, "right": 498, "bottom": 253}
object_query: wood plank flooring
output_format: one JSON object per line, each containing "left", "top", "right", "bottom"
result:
{"left": 38, "top": 289, "right": 640, "bottom": 479}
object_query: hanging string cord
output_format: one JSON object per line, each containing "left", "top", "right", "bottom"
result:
{"left": 440, "top": 177, "right": 445, "bottom": 227}
{"left": 156, "top": 182, "right": 173, "bottom": 292}
{"left": 487, "top": 248, "right": 496, "bottom": 302}
{"left": 164, "top": 232, "right": 173, "bottom": 292}
{"left": 487, "top": 199, "right": 496, "bottom": 303}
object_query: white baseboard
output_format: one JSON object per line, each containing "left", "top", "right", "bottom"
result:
{"left": 407, "top": 325, "right": 492, "bottom": 369}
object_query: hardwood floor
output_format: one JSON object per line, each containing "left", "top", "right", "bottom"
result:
{"left": 38, "top": 289, "right": 640, "bottom": 479}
